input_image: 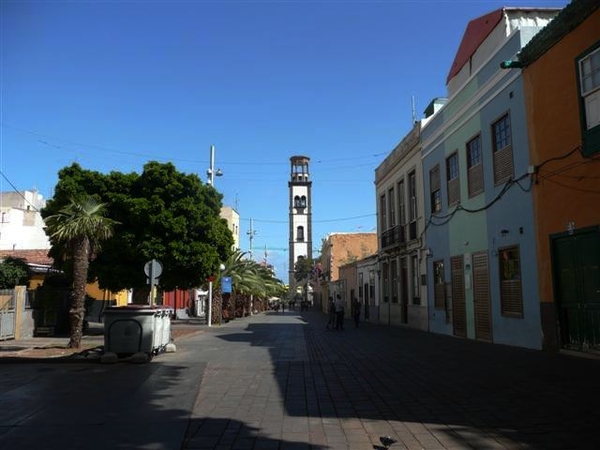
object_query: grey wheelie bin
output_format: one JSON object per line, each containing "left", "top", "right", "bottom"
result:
{"left": 103, "top": 305, "right": 173, "bottom": 357}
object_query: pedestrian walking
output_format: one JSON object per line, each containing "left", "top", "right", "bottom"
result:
{"left": 352, "top": 297, "right": 361, "bottom": 328}
{"left": 326, "top": 296, "right": 336, "bottom": 330}
{"left": 334, "top": 294, "right": 345, "bottom": 330}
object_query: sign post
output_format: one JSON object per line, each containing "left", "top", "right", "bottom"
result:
{"left": 144, "top": 259, "right": 163, "bottom": 306}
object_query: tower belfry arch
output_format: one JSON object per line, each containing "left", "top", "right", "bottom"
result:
{"left": 288, "top": 156, "right": 312, "bottom": 299}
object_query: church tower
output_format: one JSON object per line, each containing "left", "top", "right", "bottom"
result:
{"left": 288, "top": 156, "right": 312, "bottom": 298}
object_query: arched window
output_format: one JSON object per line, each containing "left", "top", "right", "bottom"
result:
{"left": 294, "top": 196, "right": 301, "bottom": 208}
{"left": 300, "top": 196, "right": 307, "bottom": 207}
{"left": 297, "top": 226, "right": 304, "bottom": 242}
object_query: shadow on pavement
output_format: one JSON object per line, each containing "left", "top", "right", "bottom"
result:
{"left": 0, "top": 361, "right": 197, "bottom": 449}
{"left": 214, "top": 309, "right": 600, "bottom": 449}
{"left": 184, "top": 417, "right": 329, "bottom": 449}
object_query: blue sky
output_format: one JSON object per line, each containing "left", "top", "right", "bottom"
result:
{"left": 1, "top": 0, "right": 568, "bottom": 282}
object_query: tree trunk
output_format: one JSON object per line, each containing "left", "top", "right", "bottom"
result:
{"left": 68, "top": 238, "right": 90, "bottom": 348}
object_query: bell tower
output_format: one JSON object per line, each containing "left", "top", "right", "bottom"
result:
{"left": 288, "top": 155, "right": 312, "bottom": 298}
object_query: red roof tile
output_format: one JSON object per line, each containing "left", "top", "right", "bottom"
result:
{"left": 0, "top": 249, "right": 53, "bottom": 266}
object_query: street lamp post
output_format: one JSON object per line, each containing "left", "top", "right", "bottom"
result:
{"left": 206, "top": 145, "right": 223, "bottom": 186}
{"left": 218, "top": 264, "right": 226, "bottom": 324}
{"left": 207, "top": 275, "right": 215, "bottom": 327}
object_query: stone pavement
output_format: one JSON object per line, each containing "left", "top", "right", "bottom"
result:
{"left": 1, "top": 310, "right": 600, "bottom": 450}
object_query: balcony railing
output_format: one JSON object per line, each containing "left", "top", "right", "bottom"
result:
{"left": 381, "top": 225, "right": 406, "bottom": 250}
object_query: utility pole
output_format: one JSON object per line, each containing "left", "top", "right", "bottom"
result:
{"left": 247, "top": 218, "right": 257, "bottom": 259}
{"left": 206, "top": 144, "right": 223, "bottom": 186}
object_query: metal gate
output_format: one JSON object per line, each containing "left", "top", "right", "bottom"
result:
{"left": 0, "top": 289, "right": 16, "bottom": 340}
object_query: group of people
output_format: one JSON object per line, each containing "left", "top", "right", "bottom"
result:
{"left": 326, "top": 294, "right": 361, "bottom": 330}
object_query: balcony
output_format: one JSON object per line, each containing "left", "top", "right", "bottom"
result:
{"left": 381, "top": 225, "right": 406, "bottom": 250}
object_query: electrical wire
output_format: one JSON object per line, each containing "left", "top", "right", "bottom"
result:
{"left": 0, "top": 171, "right": 41, "bottom": 212}
{"left": 241, "top": 213, "right": 376, "bottom": 224}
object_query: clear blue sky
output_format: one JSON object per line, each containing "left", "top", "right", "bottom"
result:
{"left": 1, "top": 0, "right": 568, "bottom": 281}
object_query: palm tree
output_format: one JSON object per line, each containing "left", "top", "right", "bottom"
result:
{"left": 44, "top": 197, "right": 117, "bottom": 348}
{"left": 218, "top": 250, "right": 285, "bottom": 319}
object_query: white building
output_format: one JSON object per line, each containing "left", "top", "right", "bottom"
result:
{"left": 0, "top": 190, "right": 50, "bottom": 251}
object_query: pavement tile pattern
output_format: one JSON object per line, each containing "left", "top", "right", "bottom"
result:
{"left": 1, "top": 310, "right": 599, "bottom": 450}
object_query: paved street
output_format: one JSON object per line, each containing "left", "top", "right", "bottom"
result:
{"left": 1, "top": 309, "right": 599, "bottom": 450}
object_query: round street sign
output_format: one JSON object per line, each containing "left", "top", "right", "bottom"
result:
{"left": 144, "top": 259, "right": 163, "bottom": 277}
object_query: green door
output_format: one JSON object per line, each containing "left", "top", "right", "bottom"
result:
{"left": 552, "top": 227, "right": 600, "bottom": 351}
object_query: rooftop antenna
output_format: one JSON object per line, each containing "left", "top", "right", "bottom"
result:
{"left": 411, "top": 96, "right": 417, "bottom": 124}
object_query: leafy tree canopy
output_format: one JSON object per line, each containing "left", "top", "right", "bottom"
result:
{"left": 293, "top": 256, "right": 315, "bottom": 283}
{"left": 0, "top": 257, "right": 30, "bottom": 289}
{"left": 42, "top": 162, "right": 234, "bottom": 291}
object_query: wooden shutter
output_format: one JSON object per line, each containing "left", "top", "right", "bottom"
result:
{"left": 473, "top": 251, "right": 492, "bottom": 342}
{"left": 451, "top": 255, "right": 466, "bottom": 337}
{"left": 493, "top": 146, "right": 514, "bottom": 184}
{"left": 448, "top": 178, "right": 460, "bottom": 205}
{"left": 468, "top": 163, "right": 484, "bottom": 197}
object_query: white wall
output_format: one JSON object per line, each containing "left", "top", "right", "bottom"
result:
{"left": 0, "top": 191, "right": 50, "bottom": 250}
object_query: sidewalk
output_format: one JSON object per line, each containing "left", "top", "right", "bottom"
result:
{"left": 0, "top": 318, "right": 205, "bottom": 360}
{"left": 1, "top": 309, "right": 599, "bottom": 450}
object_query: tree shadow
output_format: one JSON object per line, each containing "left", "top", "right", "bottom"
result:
{"left": 0, "top": 357, "right": 329, "bottom": 450}
{"left": 214, "top": 311, "right": 600, "bottom": 449}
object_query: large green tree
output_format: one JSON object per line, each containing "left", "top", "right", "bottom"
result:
{"left": 42, "top": 162, "right": 233, "bottom": 293}
{"left": 44, "top": 197, "right": 116, "bottom": 348}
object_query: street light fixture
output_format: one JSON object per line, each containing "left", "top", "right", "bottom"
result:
{"left": 207, "top": 145, "right": 223, "bottom": 186}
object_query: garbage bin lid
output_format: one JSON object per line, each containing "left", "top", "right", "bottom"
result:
{"left": 105, "top": 305, "right": 174, "bottom": 313}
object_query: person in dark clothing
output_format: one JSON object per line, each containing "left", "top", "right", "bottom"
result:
{"left": 352, "top": 298, "right": 361, "bottom": 328}
{"left": 326, "top": 296, "right": 336, "bottom": 330}
{"left": 334, "top": 294, "right": 345, "bottom": 330}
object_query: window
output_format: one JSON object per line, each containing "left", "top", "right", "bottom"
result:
{"left": 369, "top": 270, "right": 375, "bottom": 303}
{"left": 499, "top": 246, "right": 523, "bottom": 317}
{"left": 446, "top": 153, "right": 460, "bottom": 206}
{"left": 492, "top": 114, "right": 514, "bottom": 184}
{"left": 358, "top": 273, "right": 364, "bottom": 299}
{"left": 467, "top": 135, "right": 484, "bottom": 197}
{"left": 578, "top": 45, "right": 600, "bottom": 156}
{"left": 391, "top": 259, "right": 398, "bottom": 303}
{"left": 294, "top": 196, "right": 301, "bottom": 208}
{"left": 408, "top": 171, "right": 417, "bottom": 240}
{"left": 379, "top": 194, "right": 387, "bottom": 232}
{"left": 297, "top": 226, "right": 304, "bottom": 242}
{"left": 429, "top": 165, "right": 442, "bottom": 213}
{"left": 411, "top": 254, "right": 420, "bottom": 305}
{"left": 398, "top": 180, "right": 406, "bottom": 243}
{"left": 580, "top": 47, "right": 600, "bottom": 128}
{"left": 382, "top": 262, "right": 389, "bottom": 303}
{"left": 388, "top": 187, "right": 396, "bottom": 228}
{"left": 433, "top": 260, "right": 445, "bottom": 309}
